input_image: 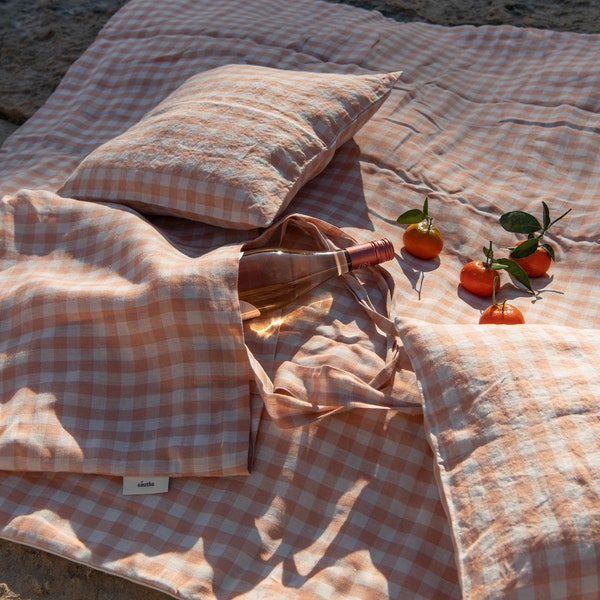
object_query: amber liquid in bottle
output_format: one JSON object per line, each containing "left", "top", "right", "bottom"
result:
{"left": 238, "top": 238, "right": 394, "bottom": 320}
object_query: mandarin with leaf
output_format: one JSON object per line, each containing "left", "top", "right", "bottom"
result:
{"left": 500, "top": 201, "right": 570, "bottom": 278}
{"left": 397, "top": 197, "right": 443, "bottom": 260}
{"left": 512, "top": 245, "right": 552, "bottom": 277}
{"left": 460, "top": 241, "right": 532, "bottom": 298}
{"left": 460, "top": 260, "right": 501, "bottom": 297}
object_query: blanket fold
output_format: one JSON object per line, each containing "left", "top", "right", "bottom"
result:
{"left": 0, "top": 189, "right": 251, "bottom": 477}
{"left": 0, "top": 196, "right": 404, "bottom": 475}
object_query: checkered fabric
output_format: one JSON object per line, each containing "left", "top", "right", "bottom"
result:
{"left": 0, "top": 189, "right": 252, "bottom": 477}
{"left": 58, "top": 65, "right": 400, "bottom": 229}
{"left": 400, "top": 322, "right": 600, "bottom": 599}
{"left": 0, "top": 0, "right": 599, "bottom": 598}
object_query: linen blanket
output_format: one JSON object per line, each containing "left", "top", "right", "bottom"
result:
{"left": 0, "top": 0, "right": 599, "bottom": 598}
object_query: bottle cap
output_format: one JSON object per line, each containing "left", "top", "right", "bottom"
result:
{"left": 347, "top": 238, "right": 395, "bottom": 270}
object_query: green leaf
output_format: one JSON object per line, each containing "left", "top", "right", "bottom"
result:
{"left": 540, "top": 242, "right": 555, "bottom": 261}
{"left": 422, "top": 197, "right": 429, "bottom": 218}
{"left": 396, "top": 208, "right": 425, "bottom": 225}
{"left": 495, "top": 258, "right": 533, "bottom": 292}
{"left": 542, "top": 201, "right": 551, "bottom": 230}
{"left": 509, "top": 237, "right": 538, "bottom": 259}
{"left": 499, "top": 210, "right": 541, "bottom": 234}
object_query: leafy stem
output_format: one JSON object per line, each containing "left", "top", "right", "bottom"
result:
{"left": 484, "top": 241, "right": 533, "bottom": 292}
{"left": 397, "top": 197, "right": 433, "bottom": 231}
{"left": 500, "top": 201, "right": 571, "bottom": 260}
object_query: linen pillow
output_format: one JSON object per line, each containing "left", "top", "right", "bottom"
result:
{"left": 58, "top": 64, "right": 401, "bottom": 229}
{"left": 399, "top": 321, "right": 600, "bottom": 600}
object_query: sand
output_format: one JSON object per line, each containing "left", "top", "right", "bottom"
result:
{"left": 1, "top": 0, "right": 599, "bottom": 598}
{"left": 2, "top": 0, "right": 600, "bottom": 146}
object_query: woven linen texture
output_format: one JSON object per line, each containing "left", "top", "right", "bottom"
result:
{"left": 400, "top": 321, "right": 600, "bottom": 600}
{"left": 0, "top": 189, "right": 252, "bottom": 477}
{"left": 242, "top": 213, "right": 408, "bottom": 429}
{"left": 58, "top": 65, "right": 400, "bottom": 229}
{"left": 0, "top": 0, "right": 599, "bottom": 597}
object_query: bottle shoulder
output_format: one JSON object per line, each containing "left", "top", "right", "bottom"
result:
{"left": 238, "top": 246, "right": 349, "bottom": 292}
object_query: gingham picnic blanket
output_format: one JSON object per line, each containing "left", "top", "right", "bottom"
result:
{"left": 0, "top": 0, "right": 599, "bottom": 598}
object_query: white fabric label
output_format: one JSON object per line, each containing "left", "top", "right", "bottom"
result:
{"left": 122, "top": 476, "right": 170, "bottom": 495}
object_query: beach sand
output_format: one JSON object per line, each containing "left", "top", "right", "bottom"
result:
{"left": 2, "top": 0, "right": 600, "bottom": 146}
{"left": 1, "top": 0, "right": 599, "bottom": 598}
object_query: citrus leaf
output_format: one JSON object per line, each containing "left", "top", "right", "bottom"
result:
{"left": 540, "top": 242, "right": 555, "bottom": 261}
{"left": 542, "top": 201, "right": 551, "bottom": 230}
{"left": 509, "top": 237, "right": 538, "bottom": 259}
{"left": 396, "top": 209, "right": 425, "bottom": 224}
{"left": 495, "top": 258, "right": 533, "bottom": 291}
{"left": 422, "top": 196, "right": 429, "bottom": 218}
{"left": 499, "top": 211, "right": 541, "bottom": 234}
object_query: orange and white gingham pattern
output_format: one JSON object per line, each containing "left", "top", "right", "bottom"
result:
{"left": 0, "top": 189, "right": 252, "bottom": 477}
{"left": 58, "top": 65, "right": 400, "bottom": 229}
{"left": 242, "top": 213, "right": 413, "bottom": 429}
{"left": 400, "top": 321, "right": 600, "bottom": 599}
{"left": 0, "top": 0, "right": 599, "bottom": 598}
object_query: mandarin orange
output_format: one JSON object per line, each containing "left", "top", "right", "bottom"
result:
{"left": 460, "top": 260, "right": 501, "bottom": 297}
{"left": 402, "top": 220, "right": 444, "bottom": 259}
{"left": 479, "top": 301, "right": 525, "bottom": 324}
{"left": 512, "top": 243, "right": 552, "bottom": 277}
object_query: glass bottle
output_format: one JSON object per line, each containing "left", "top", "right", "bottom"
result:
{"left": 238, "top": 238, "right": 394, "bottom": 320}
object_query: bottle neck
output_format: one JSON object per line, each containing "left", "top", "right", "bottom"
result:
{"left": 345, "top": 238, "right": 395, "bottom": 271}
